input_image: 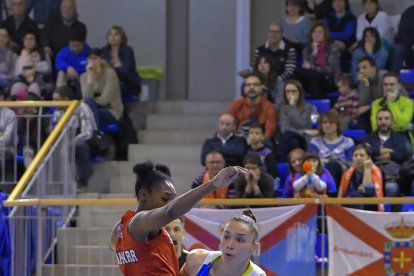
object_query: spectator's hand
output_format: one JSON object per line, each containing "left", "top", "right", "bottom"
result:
{"left": 357, "top": 185, "right": 366, "bottom": 194}
{"left": 44, "top": 46, "right": 53, "bottom": 57}
{"left": 302, "top": 61, "right": 311, "bottom": 69}
{"left": 311, "top": 42, "right": 319, "bottom": 54}
{"left": 357, "top": 106, "right": 370, "bottom": 116}
{"left": 334, "top": 40, "right": 346, "bottom": 50}
{"left": 358, "top": 74, "right": 370, "bottom": 87}
{"left": 211, "top": 166, "right": 246, "bottom": 188}
{"left": 304, "top": 129, "right": 319, "bottom": 136}
{"left": 67, "top": 66, "right": 78, "bottom": 80}
{"left": 363, "top": 159, "right": 373, "bottom": 171}
{"left": 364, "top": 41, "right": 374, "bottom": 53}
{"left": 380, "top": 148, "right": 394, "bottom": 154}
{"left": 245, "top": 170, "right": 259, "bottom": 184}
{"left": 406, "top": 123, "right": 413, "bottom": 130}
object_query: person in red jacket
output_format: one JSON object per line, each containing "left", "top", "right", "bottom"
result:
{"left": 109, "top": 160, "right": 245, "bottom": 275}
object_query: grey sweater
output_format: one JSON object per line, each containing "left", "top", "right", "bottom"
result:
{"left": 280, "top": 102, "right": 316, "bottom": 134}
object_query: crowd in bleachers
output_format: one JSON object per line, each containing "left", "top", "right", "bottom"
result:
{"left": 0, "top": 0, "right": 141, "bottom": 192}
{"left": 197, "top": 0, "right": 414, "bottom": 212}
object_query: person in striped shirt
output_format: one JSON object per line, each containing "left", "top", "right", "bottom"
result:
{"left": 332, "top": 74, "right": 359, "bottom": 130}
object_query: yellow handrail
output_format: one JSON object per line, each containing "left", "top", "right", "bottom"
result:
{"left": 4, "top": 197, "right": 414, "bottom": 207}
{"left": 5, "top": 100, "right": 80, "bottom": 202}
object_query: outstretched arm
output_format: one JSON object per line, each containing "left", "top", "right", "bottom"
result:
{"left": 128, "top": 166, "right": 246, "bottom": 243}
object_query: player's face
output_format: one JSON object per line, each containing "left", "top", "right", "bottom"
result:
{"left": 220, "top": 221, "right": 257, "bottom": 263}
{"left": 165, "top": 219, "right": 184, "bottom": 252}
{"left": 146, "top": 180, "right": 176, "bottom": 210}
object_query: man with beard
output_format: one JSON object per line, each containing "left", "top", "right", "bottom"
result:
{"left": 363, "top": 108, "right": 413, "bottom": 197}
{"left": 165, "top": 217, "right": 188, "bottom": 269}
{"left": 228, "top": 73, "right": 277, "bottom": 140}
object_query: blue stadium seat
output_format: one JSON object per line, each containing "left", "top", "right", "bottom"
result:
{"left": 326, "top": 91, "right": 340, "bottom": 99}
{"left": 100, "top": 123, "right": 119, "bottom": 133}
{"left": 307, "top": 99, "right": 331, "bottom": 113}
{"left": 122, "top": 95, "right": 140, "bottom": 102}
{"left": 400, "top": 69, "right": 414, "bottom": 83}
{"left": 402, "top": 197, "right": 414, "bottom": 212}
{"left": 343, "top": 129, "right": 366, "bottom": 142}
{"left": 315, "top": 233, "right": 328, "bottom": 266}
{"left": 277, "top": 163, "right": 289, "bottom": 188}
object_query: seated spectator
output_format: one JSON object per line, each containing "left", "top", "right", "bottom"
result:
{"left": 293, "top": 152, "right": 337, "bottom": 198}
{"left": 228, "top": 73, "right": 277, "bottom": 140}
{"left": 323, "top": 0, "right": 356, "bottom": 71}
{"left": 356, "top": 0, "right": 392, "bottom": 45}
{"left": 364, "top": 108, "right": 413, "bottom": 197}
{"left": 42, "top": 0, "right": 87, "bottom": 58}
{"left": 52, "top": 86, "right": 97, "bottom": 192}
{"left": 252, "top": 23, "right": 296, "bottom": 99}
{"left": 309, "top": 110, "right": 354, "bottom": 188}
{"left": 14, "top": 29, "right": 46, "bottom": 76}
{"left": 200, "top": 112, "right": 247, "bottom": 167}
{"left": 1, "top": 0, "right": 40, "bottom": 52}
{"left": 279, "top": 79, "right": 318, "bottom": 161}
{"left": 102, "top": 26, "right": 142, "bottom": 98}
{"left": 306, "top": 0, "right": 333, "bottom": 20}
{"left": 356, "top": 57, "right": 407, "bottom": 132}
{"left": 0, "top": 27, "right": 17, "bottom": 89}
{"left": 294, "top": 21, "right": 340, "bottom": 98}
{"left": 390, "top": 4, "right": 414, "bottom": 72}
{"left": 247, "top": 124, "right": 278, "bottom": 178}
{"left": 370, "top": 72, "right": 413, "bottom": 134}
{"left": 233, "top": 152, "right": 274, "bottom": 199}
{"left": 351, "top": 27, "right": 388, "bottom": 78}
{"left": 332, "top": 74, "right": 359, "bottom": 130}
{"left": 252, "top": 53, "right": 279, "bottom": 104}
{"left": 338, "top": 144, "right": 384, "bottom": 211}
{"left": 55, "top": 23, "right": 89, "bottom": 92}
{"left": 283, "top": 148, "right": 305, "bottom": 198}
{"left": 80, "top": 48, "right": 123, "bottom": 128}
{"left": 0, "top": 89, "right": 17, "bottom": 162}
{"left": 192, "top": 151, "right": 232, "bottom": 207}
{"left": 283, "top": 0, "right": 312, "bottom": 59}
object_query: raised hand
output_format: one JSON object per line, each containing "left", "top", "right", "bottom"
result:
{"left": 211, "top": 166, "right": 247, "bottom": 188}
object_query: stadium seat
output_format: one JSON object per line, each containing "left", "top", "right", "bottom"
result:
{"left": 122, "top": 95, "right": 140, "bottom": 102}
{"left": 401, "top": 197, "right": 414, "bottom": 212}
{"left": 326, "top": 91, "right": 340, "bottom": 99}
{"left": 400, "top": 69, "right": 414, "bottom": 83}
{"left": 277, "top": 163, "right": 289, "bottom": 188}
{"left": 307, "top": 99, "right": 331, "bottom": 113}
{"left": 315, "top": 233, "right": 329, "bottom": 266}
{"left": 343, "top": 129, "right": 366, "bottom": 142}
{"left": 100, "top": 123, "right": 119, "bottom": 133}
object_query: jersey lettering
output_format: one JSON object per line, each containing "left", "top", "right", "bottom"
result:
{"left": 116, "top": 250, "right": 139, "bottom": 264}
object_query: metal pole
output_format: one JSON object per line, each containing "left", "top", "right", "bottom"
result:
{"left": 36, "top": 206, "right": 44, "bottom": 276}
{"left": 321, "top": 202, "right": 326, "bottom": 276}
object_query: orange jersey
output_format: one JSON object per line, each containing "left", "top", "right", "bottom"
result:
{"left": 115, "top": 210, "right": 179, "bottom": 275}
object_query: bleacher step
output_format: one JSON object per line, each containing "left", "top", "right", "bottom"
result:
{"left": 41, "top": 264, "right": 121, "bottom": 276}
{"left": 153, "top": 100, "right": 229, "bottom": 115}
{"left": 128, "top": 144, "right": 201, "bottom": 163}
{"left": 138, "top": 129, "right": 213, "bottom": 144}
{"left": 67, "top": 245, "right": 118, "bottom": 265}
{"left": 146, "top": 114, "right": 218, "bottom": 130}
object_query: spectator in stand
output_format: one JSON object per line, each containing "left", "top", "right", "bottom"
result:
{"left": 102, "top": 26, "right": 142, "bottom": 98}
{"left": 364, "top": 108, "right": 413, "bottom": 197}
{"left": 233, "top": 152, "right": 274, "bottom": 200}
{"left": 306, "top": 0, "right": 333, "bottom": 20}
{"left": 356, "top": 0, "right": 392, "bottom": 45}
{"left": 42, "top": 0, "right": 86, "bottom": 59}
{"left": 0, "top": 89, "right": 17, "bottom": 162}
{"left": 15, "top": 29, "right": 47, "bottom": 76}
{"left": 356, "top": 57, "right": 407, "bottom": 132}
{"left": 279, "top": 79, "right": 318, "bottom": 162}
{"left": 247, "top": 124, "right": 278, "bottom": 178}
{"left": 283, "top": 148, "right": 305, "bottom": 198}
{"left": 309, "top": 111, "right": 355, "bottom": 188}
{"left": 332, "top": 74, "right": 359, "bottom": 130}
{"left": 351, "top": 27, "right": 388, "bottom": 79}
{"left": 252, "top": 23, "right": 296, "bottom": 102}
{"left": 283, "top": 0, "right": 312, "bottom": 60}
{"left": 292, "top": 152, "right": 337, "bottom": 198}
{"left": 80, "top": 48, "right": 123, "bottom": 128}
{"left": 228, "top": 73, "right": 277, "bottom": 140}
{"left": 0, "top": 27, "right": 17, "bottom": 89}
{"left": 370, "top": 72, "right": 414, "bottom": 134}
{"left": 295, "top": 21, "right": 340, "bottom": 98}
{"left": 1, "top": 0, "right": 40, "bottom": 52}
{"left": 26, "top": 0, "right": 62, "bottom": 28}
{"left": 200, "top": 113, "right": 247, "bottom": 167}
{"left": 165, "top": 217, "right": 188, "bottom": 269}
{"left": 338, "top": 143, "right": 384, "bottom": 211}
{"left": 390, "top": 4, "right": 414, "bottom": 72}
{"left": 55, "top": 23, "right": 89, "bottom": 90}
{"left": 192, "top": 151, "right": 231, "bottom": 201}
{"left": 323, "top": 0, "right": 356, "bottom": 71}
{"left": 52, "top": 86, "right": 97, "bottom": 192}
{"left": 252, "top": 53, "right": 279, "bottom": 104}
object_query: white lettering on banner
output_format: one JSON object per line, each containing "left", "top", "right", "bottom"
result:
{"left": 286, "top": 222, "right": 314, "bottom": 261}
{"left": 333, "top": 245, "right": 374, "bottom": 258}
